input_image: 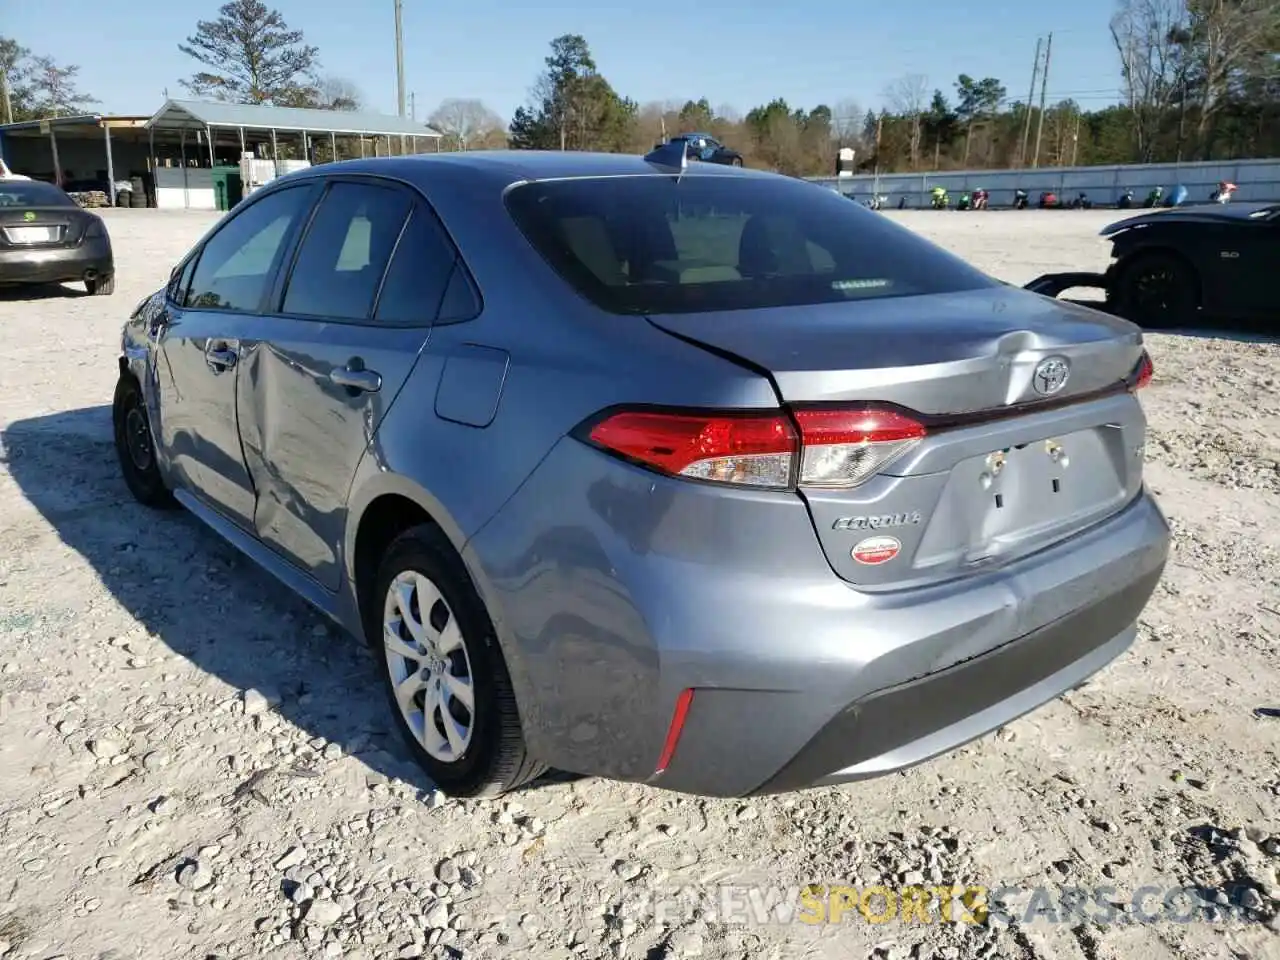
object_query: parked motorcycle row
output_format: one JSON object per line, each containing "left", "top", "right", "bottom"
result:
{"left": 854, "top": 179, "right": 1238, "bottom": 211}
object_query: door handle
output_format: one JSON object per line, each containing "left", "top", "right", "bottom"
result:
{"left": 329, "top": 363, "right": 382, "bottom": 393}
{"left": 205, "top": 341, "right": 238, "bottom": 373}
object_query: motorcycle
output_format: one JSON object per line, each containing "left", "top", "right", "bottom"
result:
{"left": 1068, "top": 192, "right": 1092, "bottom": 210}
{"left": 1211, "top": 180, "right": 1237, "bottom": 204}
{"left": 1038, "top": 191, "right": 1059, "bottom": 209}
{"left": 1144, "top": 186, "right": 1164, "bottom": 208}
{"left": 1117, "top": 188, "right": 1134, "bottom": 209}
{"left": 972, "top": 188, "right": 989, "bottom": 210}
{"left": 956, "top": 191, "right": 972, "bottom": 211}
{"left": 930, "top": 186, "right": 950, "bottom": 210}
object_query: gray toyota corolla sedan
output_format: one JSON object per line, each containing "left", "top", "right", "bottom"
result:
{"left": 114, "top": 148, "right": 1169, "bottom": 798}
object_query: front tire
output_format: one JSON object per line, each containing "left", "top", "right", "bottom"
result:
{"left": 730, "top": 156, "right": 743, "bottom": 167}
{"left": 1114, "top": 251, "right": 1199, "bottom": 328}
{"left": 369, "top": 524, "right": 546, "bottom": 797}
{"left": 112, "top": 375, "right": 175, "bottom": 508}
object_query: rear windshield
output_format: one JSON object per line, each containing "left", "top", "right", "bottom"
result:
{"left": 504, "top": 174, "right": 998, "bottom": 315}
{"left": 0, "top": 181, "right": 76, "bottom": 208}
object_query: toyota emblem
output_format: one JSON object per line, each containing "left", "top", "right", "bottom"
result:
{"left": 1032, "top": 356, "right": 1071, "bottom": 396}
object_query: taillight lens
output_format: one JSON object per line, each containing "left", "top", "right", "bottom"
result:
{"left": 793, "top": 408, "right": 926, "bottom": 488}
{"left": 1130, "top": 350, "right": 1153, "bottom": 391}
{"left": 84, "top": 217, "right": 106, "bottom": 239}
{"left": 587, "top": 410, "right": 797, "bottom": 489}
{"left": 584, "top": 406, "right": 927, "bottom": 490}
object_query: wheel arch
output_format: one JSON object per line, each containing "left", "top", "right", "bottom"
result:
{"left": 344, "top": 471, "right": 509, "bottom": 657}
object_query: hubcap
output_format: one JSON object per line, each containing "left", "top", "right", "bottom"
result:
{"left": 382, "top": 571, "right": 475, "bottom": 762}
{"left": 124, "top": 405, "right": 153, "bottom": 471}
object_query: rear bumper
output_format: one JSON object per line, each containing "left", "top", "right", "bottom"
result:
{"left": 0, "top": 238, "right": 113, "bottom": 285}
{"left": 464, "top": 438, "right": 1170, "bottom": 798}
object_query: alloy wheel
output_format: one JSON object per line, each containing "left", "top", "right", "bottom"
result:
{"left": 382, "top": 570, "right": 476, "bottom": 762}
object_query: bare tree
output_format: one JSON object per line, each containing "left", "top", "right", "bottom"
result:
{"left": 833, "top": 97, "right": 863, "bottom": 149}
{"left": 315, "top": 75, "right": 362, "bottom": 111}
{"left": 886, "top": 74, "right": 928, "bottom": 167}
{"left": 1109, "top": 0, "right": 1187, "bottom": 161}
{"left": 1183, "top": 0, "right": 1280, "bottom": 151}
{"left": 428, "top": 97, "right": 506, "bottom": 150}
{"left": 26, "top": 55, "right": 96, "bottom": 117}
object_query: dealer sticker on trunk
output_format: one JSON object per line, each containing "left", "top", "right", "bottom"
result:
{"left": 851, "top": 535, "right": 901, "bottom": 565}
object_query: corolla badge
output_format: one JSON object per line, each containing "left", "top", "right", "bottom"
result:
{"left": 1032, "top": 356, "right": 1070, "bottom": 396}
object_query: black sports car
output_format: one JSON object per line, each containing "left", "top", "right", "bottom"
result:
{"left": 0, "top": 178, "right": 115, "bottom": 295}
{"left": 1026, "top": 202, "right": 1277, "bottom": 327}
{"left": 660, "top": 132, "right": 744, "bottom": 167}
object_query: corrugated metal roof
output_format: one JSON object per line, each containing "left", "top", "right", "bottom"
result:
{"left": 0, "top": 114, "right": 104, "bottom": 133}
{"left": 145, "top": 99, "right": 442, "bottom": 138}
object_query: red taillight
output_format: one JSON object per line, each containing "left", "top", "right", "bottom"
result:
{"left": 654, "top": 688, "right": 694, "bottom": 775}
{"left": 1131, "top": 351, "right": 1153, "bottom": 391}
{"left": 584, "top": 406, "right": 927, "bottom": 490}
{"left": 587, "top": 410, "right": 798, "bottom": 488}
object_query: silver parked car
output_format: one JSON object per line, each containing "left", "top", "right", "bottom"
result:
{"left": 114, "top": 150, "right": 1169, "bottom": 798}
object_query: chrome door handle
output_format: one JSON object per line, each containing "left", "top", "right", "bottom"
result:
{"left": 329, "top": 365, "right": 382, "bottom": 393}
{"left": 205, "top": 342, "right": 238, "bottom": 373}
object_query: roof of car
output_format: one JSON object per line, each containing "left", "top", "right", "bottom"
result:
{"left": 285, "top": 150, "right": 765, "bottom": 190}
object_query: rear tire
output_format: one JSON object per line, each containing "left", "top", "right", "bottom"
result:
{"left": 1114, "top": 251, "right": 1198, "bottom": 328}
{"left": 112, "top": 375, "right": 175, "bottom": 508}
{"left": 86, "top": 274, "right": 115, "bottom": 296}
{"left": 731, "top": 157, "right": 743, "bottom": 167}
{"left": 368, "top": 523, "right": 546, "bottom": 798}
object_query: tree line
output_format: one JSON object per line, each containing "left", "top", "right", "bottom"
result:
{"left": 3, "top": 0, "right": 1277, "bottom": 174}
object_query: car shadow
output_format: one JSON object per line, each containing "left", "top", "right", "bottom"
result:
{"left": 2, "top": 405, "right": 584, "bottom": 798}
{"left": 0, "top": 282, "right": 87, "bottom": 301}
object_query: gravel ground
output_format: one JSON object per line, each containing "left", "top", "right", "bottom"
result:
{"left": 0, "top": 207, "right": 1277, "bottom": 960}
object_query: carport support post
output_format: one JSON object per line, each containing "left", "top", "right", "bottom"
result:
{"left": 238, "top": 126, "right": 245, "bottom": 156}
{"left": 270, "top": 128, "right": 278, "bottom": 163}
{"left": 103, "top": 123, "right": 116, "bottom": 206}
{"left": 329, "top": 131, "right": 336, "bottom": 163}
{"left": 48, "top": 127, "right": 62, "bottom": 186}
{"left": 206, "top": 124, "right": 215, "bottom": 167}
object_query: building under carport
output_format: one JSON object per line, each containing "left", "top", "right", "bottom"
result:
{"left": 0, "top": 99, "right": 443, "bottom": 210}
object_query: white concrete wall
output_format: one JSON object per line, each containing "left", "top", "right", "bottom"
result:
{"left": 809, "top": 156, "right": 1280, "bottom": 206}
{"left": 154, "top": 167, "right": 216, "bottom": 211}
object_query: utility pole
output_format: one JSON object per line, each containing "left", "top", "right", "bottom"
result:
{"left": 1070, "top": 110, "right": 1081, "bottom": 166}
{"left": 1031, "top": 31, "right": 1053, "bottom": 168}
{"left": 1018, "top": 38, "right": 1042, "bottom": 168}
{"left": 394, "top": 0, "right": 406, "bottom": 118}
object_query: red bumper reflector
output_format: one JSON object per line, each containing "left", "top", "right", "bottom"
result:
{"left": 654, "top": 688, "right": 695, "bottom": 774}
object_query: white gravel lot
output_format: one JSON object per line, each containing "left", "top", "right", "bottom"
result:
{"left": 0, "top": 207, "right": 1278, "bottom": 960}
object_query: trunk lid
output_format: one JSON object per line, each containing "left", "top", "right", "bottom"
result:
{"left": 646, "top": 286, "right": 1149, "bottom": 590}
{"left": 0, "top": 205, "right": 88, "bottom": 247}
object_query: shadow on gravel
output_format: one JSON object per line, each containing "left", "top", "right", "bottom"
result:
{"left": 3, "top": 405, "right": 582, "bottom": 797}
{"left": 0, "top": 282, "right": 87, "bottom": 301}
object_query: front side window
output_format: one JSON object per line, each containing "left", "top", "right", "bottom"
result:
{"left": 283, "top": 180, "right": 413, "bottom": 321}
{"left": 504, "top": 174, "right": 998, "bottom": 315}
{"left": 184, "top": 185, "right": 313, "bottom": 312}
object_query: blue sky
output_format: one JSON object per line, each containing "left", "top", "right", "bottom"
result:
{"left": 8, "top": 0, "right": 1125, "bottom": 123}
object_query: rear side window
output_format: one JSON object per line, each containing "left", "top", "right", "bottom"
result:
{"left": 283, "top": 181, "right": 412, "bottom": 321}
{"left": 373, "top": 205, "right": 459, "bottom": 326}
{"left": 504, "top": 175, "right": 997, "bottom": 315}
{"left": 185, "top": 185, "right": 312, "bottom": 311}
